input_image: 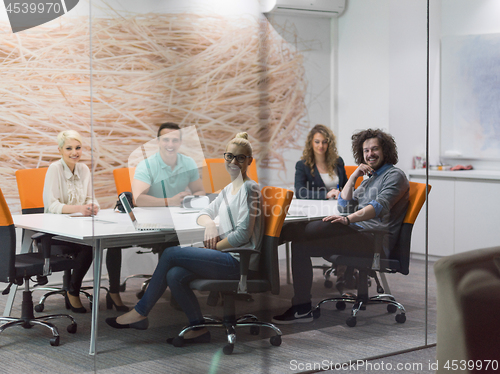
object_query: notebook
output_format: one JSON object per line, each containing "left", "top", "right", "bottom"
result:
{"left": 119, "top": 193, "right": 174, "bottom": 231}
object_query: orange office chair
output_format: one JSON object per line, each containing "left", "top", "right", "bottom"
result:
{"left": 15, "top": 168, "right": 48, "bottom": 215}
{"left": 0, "top": 188, "right": 77, "bottom": 346}
{"left": 344, "top": 165, "right": 363, "bottom": 189}
{"left": 113, "top": 167, "right": 136, "bottom": 196}
{"left": 171, "top": 186, "right": 293, "bottom": 355}
{"left": 206, "top": 158, "right": 259, "bottom": 193}
{"left": 15, "top": 168, "right": 94, "bottom": 312}
{"left": 313, "top": 182, "right": 431, "bottom": 327}
{"left": 201, "top": 165, "right": 213, "bottom": 194}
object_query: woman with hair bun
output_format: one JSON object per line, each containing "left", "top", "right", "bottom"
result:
{"left": 106, "top": 132, "right": 263, "bottom": 346}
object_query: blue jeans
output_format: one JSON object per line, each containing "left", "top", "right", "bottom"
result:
{"left": 135, "top": 246, "right": 241, "bottom": 325}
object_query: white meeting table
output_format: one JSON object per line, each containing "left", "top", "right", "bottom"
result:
{"left": 9, "top": 198, "right": 339, "bottom": 355}
{"left": 11, "top": 206, "right": 204, "bottom": 355}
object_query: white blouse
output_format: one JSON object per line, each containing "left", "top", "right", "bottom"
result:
{"left": 319, "top": 172, "right": 339, "bottom": 191}
{"left": 43, "top": 159, "right": 99, "bottom": 214}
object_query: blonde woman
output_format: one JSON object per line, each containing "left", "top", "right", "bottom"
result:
{"left": 44, "top": 130, "right": 128, "bottom": 313}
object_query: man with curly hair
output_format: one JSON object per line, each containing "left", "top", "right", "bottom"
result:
{"left": 273, "top": 128, "right": 409, "bottom": 324}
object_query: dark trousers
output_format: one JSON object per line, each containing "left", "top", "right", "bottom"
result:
{"left": 51, "top": 240, "right": 93, "bottom": 296}
{"left": 282, "top": 220, "right": 375, "bottom": 306}
{"left": 52, "top": 240, "right": 122, "bottom": 295}
{"left": 106, "top": 248, "right": 122, "bottom": 293}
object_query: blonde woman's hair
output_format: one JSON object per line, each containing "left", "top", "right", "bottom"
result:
{"left": 226, "top": 132, "right": 253, "bottom": 156}
{"left": 302, "top": 124, "right": 338, "bottom": 177}
{"left": 57, "top": 130, "right": 83, "bottom": 148}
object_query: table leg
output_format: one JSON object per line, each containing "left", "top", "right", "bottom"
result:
{"left": 2, "top": 285, "right": 17, "bottom": 317}
{"left": 90, "top": 239, "right": 103, "bottom": 356}
{"left": 286, "top": 242, "right": 291, "bottom": 285}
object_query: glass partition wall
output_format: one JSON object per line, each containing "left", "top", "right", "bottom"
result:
{"left": 0, "top": 0, "right": 96, "bottom": 370}
{"left": 91, "top": 0, "right": 434, "bottom": 372}
{"left": 0, "top": 0, "right": 437, "bottom": 372}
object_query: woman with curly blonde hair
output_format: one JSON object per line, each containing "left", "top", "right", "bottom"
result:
{"left": 295, "top": 124, "right": 347, "bottom": 199}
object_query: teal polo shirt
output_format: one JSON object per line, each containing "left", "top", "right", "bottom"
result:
{"left": 134, "top": 152, "right": 200, "bottom": 198}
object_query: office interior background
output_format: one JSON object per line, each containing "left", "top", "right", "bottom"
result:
{"left": 1, "top": 0, "right": 499, "bottom": 372}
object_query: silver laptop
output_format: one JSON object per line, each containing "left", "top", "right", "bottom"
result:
{"left": 119, "top": 193, "right": 173, "bottom": 231}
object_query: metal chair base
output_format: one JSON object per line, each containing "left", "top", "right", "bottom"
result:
{"left": 0, "top": 289, "right": 77, "bottom": 346}
{"left": 313, "top": 292, "right": 406, "bottom": 327}
{"left": 173, "top": 313, "right": 282, "bottom": 355}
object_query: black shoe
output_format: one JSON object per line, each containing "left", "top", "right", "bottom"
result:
{"left": 272, "top": 305, "right": 313, "bottom": 325}
{"left": 106, "top": 293, "right": 130, "bottom": 312}
{"left": 167, "top": 331, "right": 211, "bottom": 347}
{"left": 105, "top": 317, "right": 149, "bottom": 330}
{"left": 65, "top": 292, "right": 87, "bottom": 313}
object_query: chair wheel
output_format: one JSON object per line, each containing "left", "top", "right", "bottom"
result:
{"left": 395, "top": 313, "right": 406, "bottom": 324}
{"left": 223, "top": 343, "right": 234, "bottom": 355}
{"left": 346, "top": 316, "right": 357, "bottom": 327}
{"left": 250, "top": 326, "right": 260, "bottom": 335}
{"left": 67, "top": 323, "right": 77, "bottom": 334}
{"left": 324, "top": 280, "right": 333, "bottom": 288}
{"left": 270, "top": 335, "right": 282, "bottom": 346}
{"left": 387, "top": 304, "right": 397, "bottom": 313}
{"left": 312, "top": 307, "right": 321, "bottom": 319}
{"left": 50, "top": 336, "right": 60, "bottom": 346}
{"left": 34, "top": 304, "right": 44, "bottom": 313}
{"left": 119, "top": 283, "right": 126, "bottom": 292}
{"left": 136, "top": 290, "right": 145, "bottom": 299}
{"left": 336, "top": 301, "right": 346, "bottom": 310}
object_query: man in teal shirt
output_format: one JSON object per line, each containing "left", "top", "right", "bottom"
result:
{"left": 132, "top": 122, "right": 205, "bottom": 206}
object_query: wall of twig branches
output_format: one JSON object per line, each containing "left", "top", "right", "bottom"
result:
{"left": 0, "top": 13, "right": 308, "bottom": 209}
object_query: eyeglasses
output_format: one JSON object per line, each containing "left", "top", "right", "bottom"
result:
{"left": 223, "top": 153, "right": 251, "bottom": 163}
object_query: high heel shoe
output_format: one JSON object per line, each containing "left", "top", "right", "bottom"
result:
{"left": 106, "top": 293, "right": 130, "bottom": 312}
{"left": 64, "top": 292, "right": 87, "bottom": 313}
{"left": 105, "top": 317, "right": 149, "bottom": 330}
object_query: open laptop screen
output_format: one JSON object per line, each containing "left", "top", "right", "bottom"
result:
{"left": 119, "top": 193, "right": 137, "bottom": 226}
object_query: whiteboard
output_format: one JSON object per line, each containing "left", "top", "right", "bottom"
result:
{"left": 441, "top": 33, "right": 500, "bottom": 160}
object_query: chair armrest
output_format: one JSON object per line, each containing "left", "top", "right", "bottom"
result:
{"left": 221, "top": 247, "right": 259, "bottom": 276}
{"left": 31, "top": 233, "right": 52, "bottom": 276}
{"left": 221, "top": 247, "right": 259, "bottom": 294}
{"left": 221, "top": 247, "right": 259, "bottom": 255}
{"left": 357, "top": 227, "right": 390, "bottom": 235}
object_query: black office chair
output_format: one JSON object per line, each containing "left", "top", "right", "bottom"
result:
{"left": 170, "top": 186, "right": 293, "bottom": 355}
{"left": 313, "top": 182, "right": 430, "bottom": 327}
{"left": 0, "top": 188, "right": 77, "bottom": 346}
